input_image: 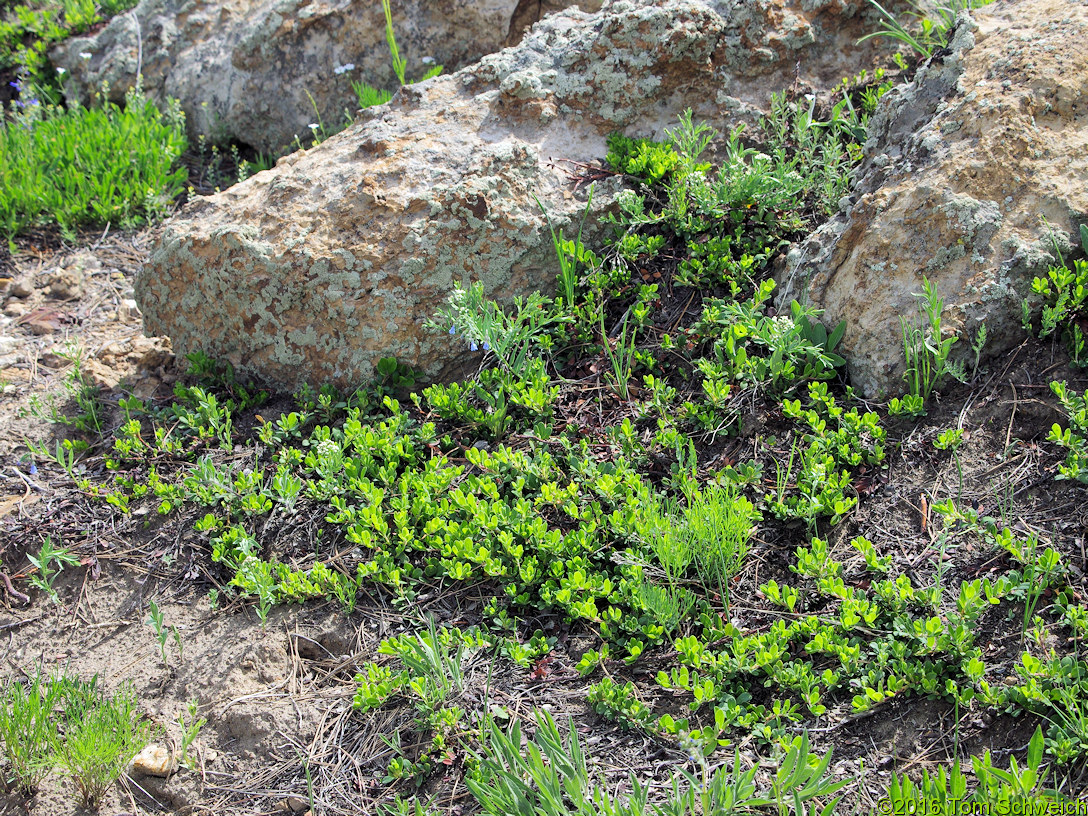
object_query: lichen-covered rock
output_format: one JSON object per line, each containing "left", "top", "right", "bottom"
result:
{"left": 50, "top": 0, "right": 601, "bottom": 153}
{"left": 777, "top": 0, "right": 1088, "bottom": 398}
{"left": 136, "top": 0, "right": 892, "bottom": 392}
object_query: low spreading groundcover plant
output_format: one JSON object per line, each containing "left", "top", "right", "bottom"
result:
{"left": 12, "top": 65, "right": 1088, "bottom": 816}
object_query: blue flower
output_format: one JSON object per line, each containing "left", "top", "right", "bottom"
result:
{"left": 469, "top": 341, "right": 479, "bottom": 351}
{"left": 449, "top": 325, "right": 456, "bottom": 336}
{"left": 481, "top": 341, "right": 490, "bottom": 351}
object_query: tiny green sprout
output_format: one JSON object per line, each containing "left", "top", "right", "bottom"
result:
{"left": 889, "top": 393, "right": 927, "bottom": 417}
{"left": 934, "top": 428, "right": 964, "bottom": 451}
{"left": 27, "top": 537, "right": 80, "bottom": 602}
{"left": 177, "top": 699, "right": 206, "bottom": 768}
{"left": 852, "top": 535, "right": 892, "bottom": 573}
{"left": 147, "top": 600, "right": 168, "bottom": 662}
{"left": 194, "top": 513, "right": 221, "bottom": 532}
{"left": 971, "top": 322, "right": 988, "bottom": 378}
{"left": 147, "top": 600, "right": 183, "bottom": 663}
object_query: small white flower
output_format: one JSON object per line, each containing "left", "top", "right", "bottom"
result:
{"left": 308, "top": 123, "right": 320, "bottom": 131}
{"left": 79, "top": 51, "right": 93, "bottom": 59}
{"left": 421, "top": 56, "right": 435, "bottom": 65}
{"left": 316, "top": 439, "right": 339, "bottom": 459}
{"left": 56, "top": 67, "right": 66, "bottom": 75}
{"left": 333, "top": 62, "right": 355, "bottom": 75}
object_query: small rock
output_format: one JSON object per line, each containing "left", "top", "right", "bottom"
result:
{"left": 3, "top": 301, "right": 29, "bottom": 318}
{"left": 120, "top": 298, "right": 141, "bottom": 321}
{"left": 7, "top": 277, "right": 33, "bottom": 298}
{"left": 0, "top": 335, "right": 17, "bottom": 368}
{"left": 44, "top": 267, "right": 86, "bottom": 300}
{"left": 82, "top": 358, "right": 123, "bottom": 389}
{"left": 39, "top": 350, "right": 67, "bottom": 368}
{"left": 130, "top": 743, "right": 178, "bottom": 778}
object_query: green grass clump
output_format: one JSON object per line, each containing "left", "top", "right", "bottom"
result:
{"left": 661, "top": 483, "right": 758, "bottom": 605}
{"left": 858, "top": 0, "right": 995, "bottom": 60}
{"left": 0, "top": 668, "right": 60, "bottom": 790}
{"left": 0, "top": 669, "right": 154, "bottom": 805}
{"left": 55, "top": 681, "right": 153, "bottom": 807}
{"left": 0, "top": 85, "right": 187, "bottom": 240}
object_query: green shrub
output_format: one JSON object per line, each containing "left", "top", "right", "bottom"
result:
{"left": 1048, "top": 380, "right": 1088, "bottom": 482}
{"left": 1025, "top": 224, "right": 1088, "bottom": 366}
{"left": 0, "top": 85, "right": 187, "bottom": 240}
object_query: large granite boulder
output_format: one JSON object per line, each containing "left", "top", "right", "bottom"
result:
{"left": 136, "top": 0, "right": 895, "bottom": 392}
{"left": 777, "top": 0, "right": 1088, "bottom": 398}
{"left": 51, "top": 0, "right": 602, "bottom": 153}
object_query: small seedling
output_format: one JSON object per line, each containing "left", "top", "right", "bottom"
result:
{"left": 177, "top": 699, "right": 206, "bottom": 768}
{"left": 935, "top": 427, "right": 966, "bottom": 496}
{"left": 934, "top": 428, "right": 963, "bottom": 451}
{"left": 599, "top": 309, "right": 638, "bottom": 399}
{"left": 147, "top": 600, "right": 183, "bottom": 663}
{"left": 26, "top": 537, "right": 80, "bottom": 602}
